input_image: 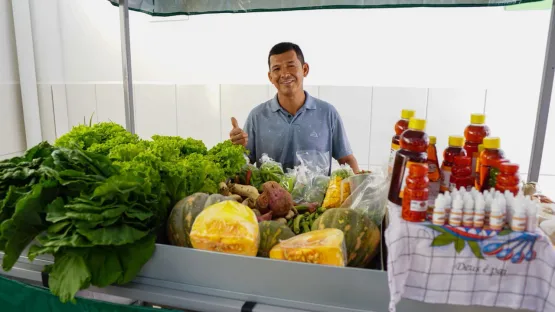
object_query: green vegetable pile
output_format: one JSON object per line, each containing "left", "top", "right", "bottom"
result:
{"left": 288, "top": 206, "right": 327, "bottom": 235}
{"left": 0, "top": 122, "right": 247, "bottom": 303}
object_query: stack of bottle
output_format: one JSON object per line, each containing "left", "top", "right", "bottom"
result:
{"left": 431, "top": 186, "right": 539, "bottom": 233}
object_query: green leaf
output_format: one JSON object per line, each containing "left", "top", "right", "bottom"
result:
{"left": 87, "top": 248, "right": 123, "bottom": 287}
{"left": 77, "top": 224, "right": 147, "bottom": 246}
{"left": 65, "top": 211, "right": 104, "bottom": 222}
{"left": 28, "top": 245, "right": 60, "bottom": 261}
{"left": 468, "top": 241, "right": 485, "bottom": 259}
{"left": 45, "top": 198, "right": 68, "bottom": 223}
{"left": 431, "top": 233, "right": 456, "bottom": 247}
{"left": 47, "top": 220, "right": 72, "bottom": 234}
{"left": 124, "top": 207, "right": 153, "bottom": 221}
{"left": 497, "top": 229, "right": 512, "bottom": 236}
{"left": 455, "top": 239, "right": 465, "bottom": 253}
{"left": 427, "top": 224, "right": 449, "bottom": 234}
{"left": 49, "top": 251, "right": 91, "bottom": 303}
{"left": 117, "top": 235, "right": 156, "bottom": 284}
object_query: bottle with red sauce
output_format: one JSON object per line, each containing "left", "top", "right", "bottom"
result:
{"left": 388, "top": 118, "right": 429, "bottom": 206}
{"left": 440, "top": 136, "right": 466, "bottom": 192}
{"left": 495, "top": 163, "right": 520, "bottom": 195}
{"left": 402, "top": 163, "right": 429, "bottom": 222}
{"left": 388, "top": 109, "right": 415, "bottom": 175}
{"left": 450, "top": 155, "right": 474, "bottom": 191}
{"left": 464, "top": 113, "right": 490, "bottom": 179}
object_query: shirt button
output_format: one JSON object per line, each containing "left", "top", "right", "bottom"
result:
{"left": 288, "top": 115, "right": 292, "bottom": 118}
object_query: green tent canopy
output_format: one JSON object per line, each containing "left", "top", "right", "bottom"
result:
{"left": 108, "top": 0, "right": 543, "bottom": 16}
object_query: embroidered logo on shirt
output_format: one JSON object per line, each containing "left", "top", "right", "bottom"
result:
{"left": 310, "top": 131, "right": 319, "bottom": 138}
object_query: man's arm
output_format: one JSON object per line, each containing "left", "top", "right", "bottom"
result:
{"left": 338, "top": 154, "right": 360, "bottom": 174}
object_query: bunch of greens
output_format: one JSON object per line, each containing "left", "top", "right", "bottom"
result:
{"left": 259, "top": 154, "right": 284, "bottom": 183}
{"left": 239, "top": 164, "right": 263, "bottom": 191}
{"left": 0, "top": 142, "right": 160, "bottom": 303}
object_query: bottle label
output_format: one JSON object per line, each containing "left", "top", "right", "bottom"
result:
{"left": 440, "top": 166, "right": 452, "bottom": 192}
{"left": 463, "top": 213, "right": 474, "bottom": 227}
{"left": 490, "top": 214, "right": 504, "bottom": 230}
{"left": 428, "top": 181, "right": 440, "bottom": 206}
{"left": 410, "top": 200, "right": 427, "bottom": 212}
{"left": 399, "top": 160, "right": 417, "bottom": 198}
{"left": 388, "top": 143, "right": 400, "bottom": 175}
{"left": 511, "top": 216, "right": 526, "bottom": 232}
{"left": 474, "top": 212, "right": 485, "bottom": 228}
{"left": 432, "top": 212, "right": 445, "bottom": 225}
{"left": 428, "top": 163, "right": 438, "bottom": 174}
{"left": 449, "top": 212, "right": 462, "bottom": 226}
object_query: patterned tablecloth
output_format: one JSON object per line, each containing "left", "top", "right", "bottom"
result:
{"left": 385, "top": 202, "right": 555, "bottom": 312}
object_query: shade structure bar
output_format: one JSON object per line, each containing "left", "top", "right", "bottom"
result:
{"left": 107, "top": 0, "right": 542, "bottom": 16}
{"left": 528, "top": 3, "right": 555, "bottom": 182}
{"left": 119, "top": 0, "right": 135, "bottom": 134}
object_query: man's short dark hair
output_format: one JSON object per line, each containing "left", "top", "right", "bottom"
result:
{"left": 268, "top": 42, "right": 305, "bottom": 68}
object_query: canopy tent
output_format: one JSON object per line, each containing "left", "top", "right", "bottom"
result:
{"left": 109, "top": 0, "right": 554, "bottom": 183}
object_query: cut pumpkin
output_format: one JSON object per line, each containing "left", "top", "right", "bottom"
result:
{"left": 190, "top": 200, "right": 259, "bottom": 256}
{"left": 269, "top": 229, "right": 347, "bottom": 267}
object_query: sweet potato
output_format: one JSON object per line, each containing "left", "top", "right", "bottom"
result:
{"left": 256, "top": 181, "right": 294, "bottom": 218}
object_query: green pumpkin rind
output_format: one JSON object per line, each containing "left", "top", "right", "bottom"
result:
{"left": 311, "top": 208, "right": 380, "bottom": 267}
{"left": 167, "top": 193, "right": 209, "bottom": 247}
{"left": 257, "top": 221, "right": 295, "bottom": 258}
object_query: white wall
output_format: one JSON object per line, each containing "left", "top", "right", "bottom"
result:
{"left": 24, "top": 0, "right": 555, "bottom": 194}
{"left": 0, "top": 0, "right": 26, "bottom": 160}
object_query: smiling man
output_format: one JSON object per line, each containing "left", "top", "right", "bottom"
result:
{"left": 230, "top": 42, "right": 359, "bottom": 173}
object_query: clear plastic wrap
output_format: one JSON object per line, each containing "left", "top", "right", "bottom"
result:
{"left": 259, "top": 153, "right": 285, "bottom": 183}
{"left": 290, "top": 151, "right": 330, "bottom": 205}
{"left": 190, "top": 200, "right": 260, "bottom": 256}
{"left": 280, "top": 168, "right": 297, "bottom": 193}
{"left": 269, "top": 229, "right": 347, "bottom": 267}
{"left": 322, "top": 164, "right": 354, "bottom": 208}
{"left": 340, "top": 167, "right": 389, "bottom": 226}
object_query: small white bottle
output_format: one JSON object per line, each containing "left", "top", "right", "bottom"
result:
{"left": 511, "top": 201, "right": 527, "bottom": 232}
{"left": 497, "top": 194, "right": 507, "bottom": 224}
{"left": 490, "top": 199, "right": 504, "bottom": 231}
{"left": 474, "top": 197, "right": 485, "bottom": 229}
{"left": 463, "top": 197, "right": 475, "bottom": 227}
{"left": 526, "top": 196, "right": 538, "bottom": 232}
{"left": 449, "top": 196, "right": 463, "bottom": 227}
{"left": 484, "top": 193, "right": 493, "bottom": 225}
{"left": 444, "top": 191, "right": 452, "bottom": 220}
{"left": 433, "top": 196, "right": 446, "bottom": 226}
{"left": 504, "top": 190, "right": 515, "bottom": 225}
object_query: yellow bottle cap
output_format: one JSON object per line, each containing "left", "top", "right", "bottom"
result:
{"left": 483, "top": 137, "right": 500, "bottom": 149}
{"left": 448, "top": 136, "right": 464, "bottom": 147}
{"left": 429, "top": 136, "right": 436, "bottom": 145}
{"left": 470, "top": 113, "right": 486, "bottom": 125}
{"left": 408, "top": 118, "right": 426, "bottom": 131}
{"left": 401, "top": 109, "right": 415, "bottom": 119}
{"left": 478, "top": 144, "right": 485, "bottom": 153}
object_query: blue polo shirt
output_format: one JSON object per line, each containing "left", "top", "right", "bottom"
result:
{"left": 244, "top": 91, "right": 353, "bottom": 170}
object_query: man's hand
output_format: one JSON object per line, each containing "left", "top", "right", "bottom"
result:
{"left": 230, "top": 117, "right": 248, "bottom": 147}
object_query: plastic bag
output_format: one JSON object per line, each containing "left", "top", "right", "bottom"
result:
{"left": 259, "top": 154, "right": 284, "bottom": 183}
{"left": 190, "top": 200, "right": 260, "bottom": 256}
{"left": 340, "top": 168, "right": 389, "bottom": 226}
{"left": 322, "top": 164, "right": 354, "bottom": 208}
{"left": 280, "top": 168, "right": 297, "bottom": 193}
{"left": 290, "top": 151, "right": 330, "bottom": 205}
{"left": 269, "top": 229, "right": 347, "bottom": 267}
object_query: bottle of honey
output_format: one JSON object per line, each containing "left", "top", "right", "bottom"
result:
{"left": 427, "top": 136, "right": 441, "bottom": 219}
{"left": 464, "top": 114, "right": 490, "bottom": 179}
{"left": 474, "top": 144, "right": 485, "bottom": 189}
{"left": 388, "top": 118, "right": 429, "bottom": 206}
{"left": 478, "top": 137, "right": 505, "bottom": 192}
{"left": 388, "top": 109, "right": 416, "bottom": 175}
{"left": 496, "top": 163, "right": 520, "bottom": 195}
{"left": 440, "top": 136, "right": 466, "bottom": 193}
{"left": 402, "top": 163, "right": 429, "bottom": 222}
{"left": 450, "top": 155, "right": 474, "bottom": 191}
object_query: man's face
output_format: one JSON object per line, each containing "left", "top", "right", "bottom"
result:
{"left": 268, "top": 50, "right": 309, "bottom": 96}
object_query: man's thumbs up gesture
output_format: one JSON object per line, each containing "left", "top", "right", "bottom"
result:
{"left": 229, "top": 117, "right": 248, "bottom": 147}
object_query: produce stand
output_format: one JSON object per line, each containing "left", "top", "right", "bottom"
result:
{"left": 1, "top": 1, "right": 554, "bottom": 312}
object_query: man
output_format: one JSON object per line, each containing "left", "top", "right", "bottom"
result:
{"left": 230, "top": 42, "right": 360, "bottom": 173}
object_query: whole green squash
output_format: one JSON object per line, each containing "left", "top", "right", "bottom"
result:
{"left": 167, "top": 193, "right": 232, "bottom": 247}
{"left": 257, "top": 221, "right": 295, "bottom": 258}
{"left": 312, "top": 208, "right": 380, "bottom": 267}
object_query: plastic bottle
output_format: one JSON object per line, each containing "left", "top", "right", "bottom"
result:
{"left": 527, "top": 199, "right": 539, "bottom": 232}
{"left": 444, "top": 191, "right": 452, "bottom": 220}
{"left": 401, "top": 163, "right": 429, "bottom": 222}
{"left": 440, "top": 136, "right": 466, "bottom": 193}
{"left": 427, "top": 136, "right": 441, "bottom": 211}
{"left": 484, "top": 191, "right": 493, "bottom": 225}
{"left": 489, "top": 199, "right": 504, "bottom": 231}
{"left": 449, "top": 196, "right": 463, "bottom": 227}
{"left": 388, "top": 109, "right": 416, "bottom": 175}
{"left": 511, "top": 198, "right": 527, "bottom": 232}
{"left": 464, "top": 113, "right": 490, "bottom": 179}
{"left": 478, "top": 137, "right": 505, "bottom": 192}
{"left": 474, "top": 197, "right": 485, "bottom": 229}
{"left": 474, "top": 144, "right": 485, "bottom": 187}
{"left": 433, "top": 195, "right": 446, "bottom": 226}
{"left": 463, "top": 197, "right": 475, "bottom": 227}
{"left": 496, "top": 163, "right": 520, "bottom": 195}
{"left": 388, "top": 118, "right": 429, "bottom": 205}
{"left": 450, "top": 155, "right": 474, "bottom": 191}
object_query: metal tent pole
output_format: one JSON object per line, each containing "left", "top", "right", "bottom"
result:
{"left": 528, "top": 4, "right": 555, "bottom": 183}
{"left": 119, "top": 0, "right": 135, "bottom": 134}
